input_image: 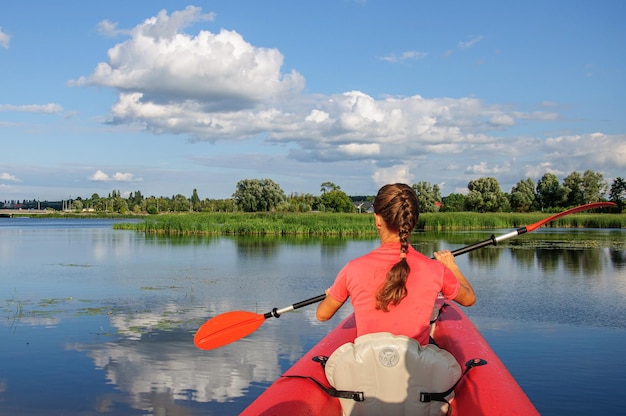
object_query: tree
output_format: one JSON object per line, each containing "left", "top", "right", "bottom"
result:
{"left": 563, "top": 171, "right": 584, "bottom": 207}
{"left": 172, "top": 194, "right": 191, "bottom": 212}
{"left": 127, "top": 190, "right": 144, "bottom": 212}
{"left": 320, "top": 181, "right": 340, "bottom": 194}
{"left": 233, "top": 178, "right": 286, "bottom": 212}
{"left": 609, "top": 177, "right": 626, "bottom": 212}
{"left": 412, "top": 182, "right": 442, "bottom": 213}
{"left": 441, "top": 193, "right": 466, "bottom": 212}
{"left": 191, "top": 189, "right": 201, "bottom": 211}
{"left": 536, "top": 173, "right": 567, "bottom": 210}
{"left": 281, "top": 192, "right": 315, "bottom": 212}
{"left": 317, "top": 188, "right": 355, "bottom": 213}
{"left": 582, "top": 170, "right": 607, "bottom": 203}
{"left": 72, "top": 199, "right": 83, "bottom": 212}
{"left": 464, "top": 177, "right": 509, "bottom": 212}
{"left": 510, "top": 178, "right": 536, "bottom": 212}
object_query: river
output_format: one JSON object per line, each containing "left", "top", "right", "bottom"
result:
{"left": 0, "top": 218, "right": 624, "bottom": 415}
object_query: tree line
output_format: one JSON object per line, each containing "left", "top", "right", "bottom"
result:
{"left": 3, "top": 171, "right": 625, "bottom": 214}
{"left": 428, "top": 171, "right": 624, "bottom": 213}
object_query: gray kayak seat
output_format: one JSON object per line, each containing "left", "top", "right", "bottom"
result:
{"left": 324, "top": 332, "right": 462, "bottom": 416}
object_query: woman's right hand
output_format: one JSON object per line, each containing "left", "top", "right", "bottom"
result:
{"left": 434, "top": 250, "right": 476, "bottom": 306}
{"left": 434, "top": 250, "right": 459, "bottom": 270}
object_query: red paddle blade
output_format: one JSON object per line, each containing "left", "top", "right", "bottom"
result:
{"left": 525, "top": 202, "right": 616, "bottom": 232}
{"left": 194, "top": 311, "right": 265, "bottom": 350}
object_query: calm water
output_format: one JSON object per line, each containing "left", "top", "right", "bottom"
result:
{"left": 0, "top": 218, "right": 625, "bottom": 415}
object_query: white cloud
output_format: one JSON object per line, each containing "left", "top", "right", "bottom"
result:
{"left": 305, "top": 109, "right": 330, "bottom": 123}
{"left": 96, "top": 19, "right": 128, "bottom": 38}
{"left": 89, "top": 170, "right": 109, "bottom": 181}
{"left": 465, "top": 161, "right": 511, "bottom": 175}
{"left": 338, "top": 143, "right": 380, "bottom": 156}
{"left": 0, "top": 26, "right": 9, "bottom": 48}
{"left": 488, "top": 114, "right": 515, "bottom": 126}
{"left": 111, "top": 172, "right": 136, "bottom": 181}
{"left": 71, "top": 6, "right": 303, "bottom": 112}
{"left": 372, "top": 165, "right": 414, "bottom": 188}
{"left": 0, "top": 172, "right": 18, "bottom": 181}
{"left": 0, "top": 103, "right": 63, "bottom": 113}
{"left": 378, "top": 50, "right": 428, "bottom": 63}
{"left": 524, "top": 162, "right": 564, "bottom": 179}
{"left": 89, "top": 170, "right": 140, "bottom": 182}
{"left": 458, "top": 35, "right": 484, "bottom": 49}
{"left": 544, "top": 133, "right": 626, "bottom": 169}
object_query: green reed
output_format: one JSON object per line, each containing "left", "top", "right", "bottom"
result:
{"left": 417, "top": 212, "right": 625, "bottom": 230}
{"left": 113, "top": 212, "right": 624, "bottom": 235}
{"left": 114, "top": 212, "right": 377, "bottom": 235}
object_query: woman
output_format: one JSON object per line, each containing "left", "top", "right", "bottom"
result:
{"left": 316, "top": 183, "right": 475, "bottom": 345}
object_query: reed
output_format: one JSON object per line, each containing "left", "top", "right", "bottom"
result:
{"left": 113, "top": 212, "right": 624, "bottom": 235}
{"left": 418, "top": 212, "right": 626, "bottom": 230}
{"left": 114, "top": 212, "right": 377, "bottom": 235}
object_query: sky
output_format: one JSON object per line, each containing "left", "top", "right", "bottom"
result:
{"left": 1, "top": 0, "right": 624, "bottom": 202}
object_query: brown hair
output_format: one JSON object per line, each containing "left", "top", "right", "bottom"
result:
{"left": 373, "top": 183, "right": 420, "bottom": 312}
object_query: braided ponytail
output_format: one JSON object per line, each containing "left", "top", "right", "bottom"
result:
{"left": 373, "top": 184, "right": 419, "bottom": 312}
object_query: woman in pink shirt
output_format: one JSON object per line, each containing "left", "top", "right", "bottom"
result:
{"left": 316, "top": 183, "right": 476, "bottom": 345}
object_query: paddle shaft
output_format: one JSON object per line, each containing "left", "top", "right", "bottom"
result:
{"left": 447, "top": 229, "right": 521, "bottom": 257}
{"left": 263, "top": 294, "right": 327, "bottom": 318}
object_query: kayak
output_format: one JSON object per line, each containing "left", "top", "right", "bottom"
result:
{"left": 241, "top": 299, "right": 539, "bottom": 415}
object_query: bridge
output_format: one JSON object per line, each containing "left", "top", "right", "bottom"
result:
{"left": 0, "top": 209, "right": 51, "bottom": 218}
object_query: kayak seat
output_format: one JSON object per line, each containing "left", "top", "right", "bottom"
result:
{"left": 324, "top": 332, "right": 461, "bottom": 416}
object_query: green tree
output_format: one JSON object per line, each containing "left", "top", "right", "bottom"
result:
{"left": 609, "top": 177, "right": 626, "bottom": 212}
{"left": 90, "top": 193, "right": 104, "bottom": 211}
{"left": 412, "top": 181, "right": 442, "bottom": 213}
{"left": 114, "top": 198, "right": 128, "bottom": 214}
{"left": 536, "top": 173, "right": 567, "bottom": 210}
{"left": 191, "top": 189, "right": 201, "bottom": 211}
{"left": 127, "top": 190, "right": 144, "bottom": 213}
{"left": 172, "top": 194, "right": 191, "bottom": 212}
{"left": 320, "top": 181, "right": 340, "bottom": 194}
{"left": 441, "top": 193, "right": 466, "bottom": 212}
{"left": 233, "top": 178, "right": 286, "bottom": 212}
{"left": 510, "top": 178, "right": 537, "bottom": 212}
{"left": 72, "top": 199, "right": 83, "bottom": 212}
{"left": 582, "top": 170, "right": 607, "bottom": 203}
{"left": 317, "top": 188, "right": 355, "bottom": 212}
{"left": 563, "top": 171, "right": 584, "bottom": 207}
{"left": 281, "top": 192, "right": 315, "bottom": 212}
{"left": 210, "top": 198, "right": 236, "bottom": 212}
{"left": 465, "top": 177, "right": 509, "bottom": 212}
{"left": 157, "top": 197, "right": 170, "bottom": 212}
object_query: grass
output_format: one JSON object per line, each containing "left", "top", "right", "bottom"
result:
{"left": 114, "top": 212, "right": 377, "bottom": 235}
{"left": 113, "top": 211, "right": 625, "bottom": 235}
{"left": 417, "top": 212, "right": 626, "bottom": 230}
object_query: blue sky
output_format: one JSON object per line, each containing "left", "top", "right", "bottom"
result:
{"left": 1, "top": 0, "right": 624, "bottom": 201}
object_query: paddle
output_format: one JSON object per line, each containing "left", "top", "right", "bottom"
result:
{"left": 194, "top": 202, "right": 615, "bottom": 350}
{"left": 194, "top": 294, "right": 326, "bottom": 350}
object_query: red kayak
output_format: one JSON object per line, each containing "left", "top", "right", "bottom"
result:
{"left": 241, "top": 300, "right": 539, "bottom": 415}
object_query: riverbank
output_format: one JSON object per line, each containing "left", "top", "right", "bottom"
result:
{"left": 112, "top": 211, "right": 625, "bottom": 235}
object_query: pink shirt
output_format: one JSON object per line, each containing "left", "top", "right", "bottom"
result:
{"left": 328, "top": 242, "right": 460, "bottom": 345}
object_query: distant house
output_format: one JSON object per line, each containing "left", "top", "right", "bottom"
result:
{"left": 353, "top": 201, "right": 374, "bottom": 213}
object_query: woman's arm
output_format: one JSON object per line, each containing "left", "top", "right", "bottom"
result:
{"left": 316, "top": 288, "right": 345, "bottom": 321}
{"left": 434, "top": 250, "right": 476, "bottom": 306}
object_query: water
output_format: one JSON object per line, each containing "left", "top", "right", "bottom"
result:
{"left": 0, "top": 218, "right": 624, "bottom": 415}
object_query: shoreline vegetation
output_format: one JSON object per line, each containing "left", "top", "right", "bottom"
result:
{"left": 110, "top": 212, "right": 626, "bottom": 235}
